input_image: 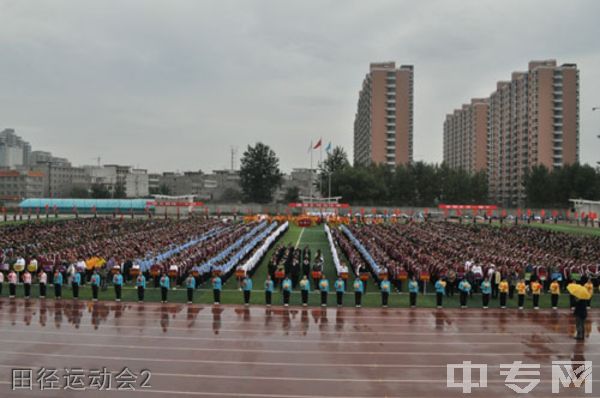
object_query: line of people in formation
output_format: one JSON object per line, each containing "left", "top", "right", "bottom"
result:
{"left": 2, "top": 267, "right": 595, "bottom": 310}
{"left": 0, "top": 268, "right": 199, "bottom": 305}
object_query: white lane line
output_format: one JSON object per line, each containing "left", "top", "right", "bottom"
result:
{"left": 0, "top": 328, "right": 588, "bottom": 345}
{"left": 2, "top": 351, "right": 598, "bottom": 371}
{"left": 294, "top": 228, "right": 305, "bottom": 249}
{"left": 3, "top": 339, "right": 597, "bottom": 357}
{"left": 0, "top": 319, "right": 570, "bottom": 335}
{"left": 0, "top": 350, "right": 450, "bottom": 367}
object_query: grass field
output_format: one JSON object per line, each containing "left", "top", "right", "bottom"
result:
{"left": 2, "top": 223, "right": 599, "bottom": 308}
{"left": 523, "top": 222, "right": 600, "bottom": 236}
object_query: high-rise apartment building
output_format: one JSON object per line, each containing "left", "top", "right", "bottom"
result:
{"left": 443, "top": 98, "right": 489, "bottom": 174}
{"left": 0, "top": 129, "right": 31, "bottom": 168}
{"left": 354, "top": 62, "right": 413, "bottom": 166}
{"left": 444, "top": 60, "right": 579, "bottom": 207}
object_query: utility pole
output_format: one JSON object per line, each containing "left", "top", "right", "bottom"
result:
{"left": 230, "top": 146, "right": 237, "bottom": 171}
{"left": 594, "top": 107, "right": 600, "bottom": 166}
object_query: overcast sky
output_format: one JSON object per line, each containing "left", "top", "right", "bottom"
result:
{"left": 1, "top": 0, "right": 599, "bottom": 173}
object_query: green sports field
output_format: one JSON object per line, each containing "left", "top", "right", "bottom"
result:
{"left": 524, "top": 222, "right": 600, "bottom": 237}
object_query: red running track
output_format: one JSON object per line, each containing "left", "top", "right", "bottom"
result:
{"left": 0, "top": 298, "right": 598, "bottom": 397}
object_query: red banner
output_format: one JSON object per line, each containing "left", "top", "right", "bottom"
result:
{"left": 438, "top": 204, "right": 498, "bottom": 210}
{"left": 146, "top": 201, "right": 204, "bottom": 207}
{"left": 288, "top": 202, "right": 350, "bottom": 209}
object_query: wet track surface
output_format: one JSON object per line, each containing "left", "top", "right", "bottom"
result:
{"left": 0, "top": 298, "right": 598, "bottom": 397}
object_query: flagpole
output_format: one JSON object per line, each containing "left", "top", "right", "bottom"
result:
{"left": 328, "top": 169, "right": 331, "bottom": 203}
{"left": 319, "top": 142, "right": 323, "bottom": 198}
{"left": 309, "top": 141, "right": 313, "bottom": 209}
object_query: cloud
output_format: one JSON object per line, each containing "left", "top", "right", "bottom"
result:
{"left": 0, "top": 0, "right": 598, "bottom": 173}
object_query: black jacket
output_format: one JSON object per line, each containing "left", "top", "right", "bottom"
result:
{"left": 574, "top": 299, "right": 588, "bottom": 319}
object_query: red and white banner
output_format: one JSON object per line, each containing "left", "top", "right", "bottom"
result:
{"left": 146, "top": 201, "right": 204, "bottom": 207}
{"left": 438, "top": 204, "right": 498, "bottom": 210}
{"left": 288, "top": 202, "right": 350, "bottom": 209}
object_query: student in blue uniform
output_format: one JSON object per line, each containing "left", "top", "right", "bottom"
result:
{"left": 335, "top": 276, "right": 345, "bottom": 307}
{"left": 380, "top": 275, "right": 391, "bottom": 308}
{"left": 212, "top": 274, "right": 222, "bottom": 305}
{"left": 408, "top": 276, "right": 419, "bottom": 308}
{"left": 160, "top": 271, "right": 170, "bottom": 303}
{"left": 435, "top": 278, "right": 446, "bottom": 308}
{"left": 458, "top": 279, "right": 472, "bottom": 309}
{"left": 90, "top": 269, "right": 101, "bottom": 301}
{"left": 264, "top": 275, "right": 274, "bottom": 307}
{"left": 113, "top": 269, "right": 123, "bottom": 302}
{"left": 53, "top": 269, "right": 63, "bottom": 299}
{"left": 185, "top": 273, "right": 196, "bottom": 304}
{"left": 72, "top": 270, "right": 81, "bottom": 299}
{"left": 353, "top": 277, "right": 364, "bottom": 308}
{"left": 480, "top": 278, "right": 492, "bottom": 309}
{"left": 299, "top": 275, "right": 310, "bottom": 306}
{"left": 282, "top": 276, "right": 292, "bottom": 307}
{"left": 136, "top": 272, "right": 146, "bottom": 303}
{"left": 242, "top": 275, "right": 253, "bottom": 305}
{"left": 319, "top": 274, "right": 329, "bottom": 307}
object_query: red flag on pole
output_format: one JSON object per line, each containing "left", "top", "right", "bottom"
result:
{"left": 313, "top": 139, "right": 322, "bottom": 149}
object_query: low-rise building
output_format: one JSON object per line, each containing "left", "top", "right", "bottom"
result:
{"left": 0, "top": 170, "right": 44, "bottom": 201}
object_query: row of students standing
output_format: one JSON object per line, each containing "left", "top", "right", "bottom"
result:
{"left": 4, "top": 270, "right": 594, "bottom": 309}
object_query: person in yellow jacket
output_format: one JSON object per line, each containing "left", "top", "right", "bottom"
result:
{"left": 530, "top": 279, "right": 542, "bottom": 309}
{"left": 567, "top": 280, "right": 577, "bottom": 310}
{"left": 549, "top": 279, "right": 560, "bottom": 310}
{"left": 498, "top": 279, "right": 509, "bottom": 309}
{"left": 584, "top": 279, "right": 594, "bottom": 309}
{"left": 516, "top": 279, "right": 527, "bottom": 310}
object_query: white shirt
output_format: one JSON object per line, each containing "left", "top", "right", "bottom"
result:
{"left": 39, "top": 272, "right": 47, "bottom": 284}
{"left": 464, "top": 260, "right": 472, "bottom": 272}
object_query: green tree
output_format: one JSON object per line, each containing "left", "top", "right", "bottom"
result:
{"left": 91, "top": 183, "right": 111, "bottom": 199}
{"left": 219, "top": 187, "right": 243, "bottom": 203}
{"left": 319, "top": 146, "right": 351, "bottom": 196}
{"left": 240, "top": 142, "right": 283, "bottom": 203}
{"left": 390, "top": 164, "right": 417, "bottom": 205}
{"left": 524, "top": 165, "right": 553, "bottom": 207}
{"left": 70, "top": 185, "right": 90, "bottom": 198}
{"left": 283, "top": 186, "right": 300, "bottom": 203}
{"left": 113, "top": 181, "right": 127, "bottom": 198}
{"left": 412, "top": 162, "right": 441, "bottom": 206}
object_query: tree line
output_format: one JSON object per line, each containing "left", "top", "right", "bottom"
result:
{"left": 524, "top": 164, "right": 600, "bottom": 208}
{"left": 318, "top": 146, "right": 488, "bottom": 206}
{"left": 240, "top": 143, "right": 600, "bottom": 207}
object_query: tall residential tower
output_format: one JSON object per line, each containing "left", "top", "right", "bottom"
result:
{"left": 443, "top": 60, "right": 579, "bottom": 207}
{"left": 354, "top": 62, "right": 413, "bottom": 166}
